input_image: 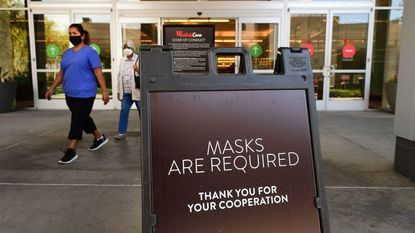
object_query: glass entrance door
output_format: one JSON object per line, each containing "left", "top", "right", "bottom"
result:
{"left": 31, "top": 9, "right": 114, "bottom": 109}
{"left": 119, "top": 18, "right": 160, "bottom": 51}
{"left": 290, "top": 10, "right": 371, "bottom": 110}
{"left": 327, "top": 11, "right": 370, "bottom": 110}
{"left": 32, "top": 11, "right": 70, "bottom": 109}
{"left": 239, "top": 18, "right": 280, "bottom": 73}
{"left": 290, "top": 12, "right": 327, "bottom": 107}
{"left": 118, "top": 17, "right": 160, "bottom": 108}
{"left": 73, "top": 11, "right": 113, "bottom": 109}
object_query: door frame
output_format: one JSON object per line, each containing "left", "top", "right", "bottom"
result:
{"left": 116, "top": 17, "right": 161, "bottom": 109}
{"left": 326, "top": 9, "right": 374, "bottom": 111}
{"left": 238, "top": 17, "right": 282, "bottom": 74}
{"left": 29, "top": 7, "right": 115, "bottom": 110}
{"left": 29, "top": 9, "right": 71, "bottom": 110}
{"left": 288, "top": 8, "right": 374, "bottom": 111}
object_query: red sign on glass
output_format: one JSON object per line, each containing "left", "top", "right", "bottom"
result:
{"left": 342, "top": 44, "right": 356, "bottom": 59}
{"left": 301, "top": 42, "right": 315, "bottom": 57}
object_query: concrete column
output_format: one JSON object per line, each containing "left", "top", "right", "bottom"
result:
{"left": 394, "top": 0, "right": 415, "bottom": 181}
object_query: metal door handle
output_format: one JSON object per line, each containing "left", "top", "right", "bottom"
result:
{"left": 328, "top": 65, "right": 336, "bottom": 78}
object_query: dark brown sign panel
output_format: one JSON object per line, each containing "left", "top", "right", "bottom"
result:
{"left": 150, "top": 90, "right": 321, "bottom": 233}
{"left": 163, "top": 25, "right": 215, "bottom": 74}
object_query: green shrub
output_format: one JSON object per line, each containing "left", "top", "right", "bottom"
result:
{"left": 330, "top": 89, "right": 362, "bottom": 98}
{"left": 388, "top": 75, "right": 398, "bottom": 84}
{"left": 54, "top": 87, "right": 112, "bottom": 95}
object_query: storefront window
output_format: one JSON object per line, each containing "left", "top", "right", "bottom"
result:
{"left": 0, "top": 0, "right": 26, "bottom": 7}
{"left": 376, "top": 0, "right": 404, "bottom": 7}
{"left": 369, "top": 9, "right": 402, "bottom": 108}
{"left": 329, "top": 13, "right": 368, "bottom": 101}
{"left": 291, "top": 14, "right": 326, "bottom": 100}
{"left": 138, "top": 0, "right": 272, "bottom": 1}
{"left": 331, "top": 13, "right": 368, "bottom": 70}
{"left": 31, "top": 0, "right": 110, "bottom": 2}
{"left": 329, "top": 73, "right": 365, "bottom": 99}
{"left": 313, "top": 73, "right": 324, "bottom": 100}
{"left": 290, "top": 14, "right": 326, "bottom": 70}
{"left": 242, "top": 23, "right": 278, "bottom": 71}
{"left": 34, "top": 14, "right": 69, "bottom": 99}
{"left": 74, "top": 14, "right": 111, "bottom": 69}
{"left": 121, "top": 22, "right": 158, "bottom": 53}
{"left": 34, "top": 14, "right": 69, "bottom": 70}
{"left": 74, "top": 14, "right": 112, "bottom": 96}
{"left": 0, "top": 9, "right": 33, "bottom": 107}
{"left": 290, "top": 0, "right": 369, "bottom": 1}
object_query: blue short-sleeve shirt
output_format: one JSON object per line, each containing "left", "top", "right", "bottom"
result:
{"left": 61, "top": 45, "right": 102, "bottom": 98}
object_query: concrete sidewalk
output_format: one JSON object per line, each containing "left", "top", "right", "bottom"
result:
{"left": 0, "top": 110, "right": 414, "bottom": 233}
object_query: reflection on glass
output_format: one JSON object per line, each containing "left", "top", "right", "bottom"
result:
{"left": 121, "top": 23, "right": 158, "bottom": 53}
{"left": 34, "top": 14, "right": 68, "bottom": 100}
{"left": 216, "top": 55, "right": 241, "bottom": 74}
{"left": 38, "top": 72, "right": 112, "bottom": 100}
{"left": 34, "top": 14, "right": 69, "bottom": 70}
{"left": 331, "top": 13, "right": 369, "bottom": 70}
{"left": 74, "top": 14, "right": 112, "bottom": 100}
{"left": 330, "top": 73, "right": 365, "bottom": 99}
{"left": 376, "top": 0, "right": 404, "bottom": 7}
{"left": 370, "top": 9, "right": 402, "bottom": 108}
{"left": 241, "top": 23, "right": 278, "bottom": 71}
{"left": 141, "top": 0, "right": 276, "bottom": 2}
{"left": 290, "top": 0, "right": 369, "bottom": 1}
{"left": 99, "top": 72, "right": 112, "bottom": 96}
{"left": 74, "top": 14, "right": 112, "bottom": 69}
{"left": 313, "top": 73, "right": 324, "bottom": 100}
{"left": 0, "top": 0, "right": 25, "bottom": 7}
{"left": 30, "top": 0, "right": 110, "bottom": 2}
{"left": 37, "top": 72, "right": 60, "bottom": 99}
{"left": 1, "top": 9, "right": 33, "bottom": 107}
{"left": 290, "top": 14, "right": 326, "bottom": 70}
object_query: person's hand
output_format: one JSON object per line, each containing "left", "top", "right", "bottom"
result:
{"left": 117, "top": 93, "right": 121, "bottom": 101}
{"left": 45, "top": 89, "right": 53, "bottom": 100}
{"left": 133, "top": 64, "right": 138, "bottom": 71}
{"left": 102, "top": 92, "right": 110, "bottom": 105}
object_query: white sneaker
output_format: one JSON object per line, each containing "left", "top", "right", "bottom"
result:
{"left": 113, "top": 134, "right": 126, "bottom": 140}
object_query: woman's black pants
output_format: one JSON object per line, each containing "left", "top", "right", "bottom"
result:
{"left": 65, "top": 96, "right": 97, "bottom": 140}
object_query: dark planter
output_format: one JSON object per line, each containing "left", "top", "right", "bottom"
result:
{"left": 0, "top": 81, "right": 17, "bottom": 113}
{"left": 384, "top": 82, "right": 397, "bottom": 113}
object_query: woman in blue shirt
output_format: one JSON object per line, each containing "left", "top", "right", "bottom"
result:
{"left": 45, "top": 23, "right": 110, "bottom": 164}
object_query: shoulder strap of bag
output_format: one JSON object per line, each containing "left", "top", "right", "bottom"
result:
{"left": 134, "top": 55, "right": 140, "bottom": 78}
{"left": 135, "top": 54, "right": 139, "bottom": 65}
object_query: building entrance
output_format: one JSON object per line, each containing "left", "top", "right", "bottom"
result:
{"left": 31, "top": 8, "right": 114, "bottom": 110}
{"left": 290, "top": 9, "right": 372, "bottom": 111}
{"left": 23, "top": 1, "right": 385, "bottom": 111}
{"left": 120, "top": 17, "right": 280, "bottom": 77}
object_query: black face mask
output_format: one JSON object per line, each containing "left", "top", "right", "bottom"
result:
{"left": 69, "top": 36, "right": 83, "bottom": 46}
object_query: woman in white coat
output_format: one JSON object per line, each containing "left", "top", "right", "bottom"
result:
{"left": 114, "top": 42, "right": 141, "bottom": 140}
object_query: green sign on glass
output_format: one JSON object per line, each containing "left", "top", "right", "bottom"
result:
{"left": 46, "top": 44, "right": 60, "bottom": 58}
{"left": 90, "top": 43, "right": 101, "bottom": 55}
{"left": 249, "top": 44, "right": 263, "bottom": 58}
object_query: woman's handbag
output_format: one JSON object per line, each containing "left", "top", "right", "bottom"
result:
{"left": 134, "top": 56, "right": 140, "bottom": 89}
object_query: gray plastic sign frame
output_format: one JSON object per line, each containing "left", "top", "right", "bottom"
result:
{"left": 140, "top": 46, "right": 330, "bottom": 233}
